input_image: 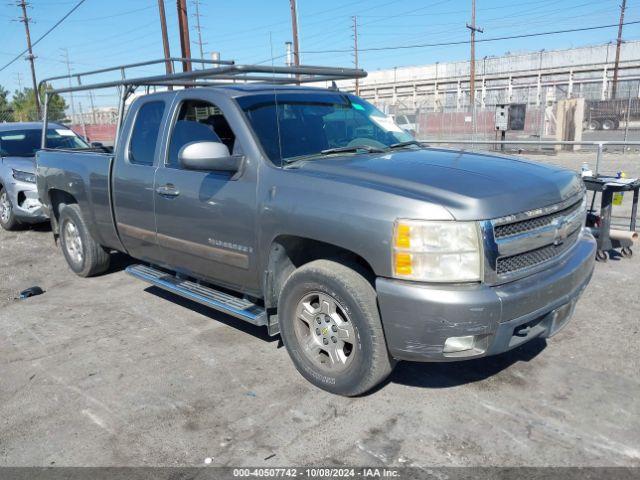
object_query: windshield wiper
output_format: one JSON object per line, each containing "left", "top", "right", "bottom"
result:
{"left": 387, "top": 140, "right": 426, "bottom": 150}
{"left": 283, "top": 144, "right": 386, "bottom": 165}
{"left": 320, "top": 145, "right": 386, "bottom": 155}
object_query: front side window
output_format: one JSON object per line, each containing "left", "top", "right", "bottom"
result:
{"left": 237, "top": 93, "right": 412, "bottom": 165}
{"left": 129, "top": 101, "right": 165, "bottom": 166}
{"left": 166, "top": 100, "right": 237, "bottom": 168}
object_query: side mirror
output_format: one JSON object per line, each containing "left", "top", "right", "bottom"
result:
{"left": 178, "top": 141, "right": 242, "bottom": 173}
{"left": 91, "top": 142, "right": 104, "bottom": 148}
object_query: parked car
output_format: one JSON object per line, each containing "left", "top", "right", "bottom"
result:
{"left": 37, "top": 84, "right": 595, "bottom": 396}
{"left": 0, "top": 122, "right": 88, "bottom": 230}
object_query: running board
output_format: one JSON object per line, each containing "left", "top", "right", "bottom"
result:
{"left": 126, "top": 264, "right": 267, "bottom": 326}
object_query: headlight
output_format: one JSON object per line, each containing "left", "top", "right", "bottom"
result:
{"left": 392, "top": 220, "right": 482, "bottom": 282}
{"left": 12, "top": 169, "right": 36, "bottom": 184}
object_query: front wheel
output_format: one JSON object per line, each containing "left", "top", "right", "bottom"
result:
{"left": 0, "top": 187, "right": 20, "bottom": 231}
{"left": 278, "top": 259, "right": 395, "bottom": 396}
{"left": 59, "top": 203, "right": 111, "bottom": 277}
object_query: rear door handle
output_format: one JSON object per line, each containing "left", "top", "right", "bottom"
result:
{"left": 156, "top": 184, "right": 180, "bottom": 197}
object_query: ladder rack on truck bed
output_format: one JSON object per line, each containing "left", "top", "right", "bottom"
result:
{"left": 38, "top": 57, "right": 367, "bottom": 148}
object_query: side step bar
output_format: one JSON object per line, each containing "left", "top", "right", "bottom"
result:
{"left": 126, "top": 264, "right": 267, "bottom": 326}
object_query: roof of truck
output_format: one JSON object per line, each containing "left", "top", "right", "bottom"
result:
{"left": 0, "top": 121, "right": 65, "bottom": 131}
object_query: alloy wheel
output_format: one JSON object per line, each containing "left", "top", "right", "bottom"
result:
{"left": 0, "top": 192, "right": 11, "bottom": 224}
{"left": 63, "top": 220, "right": 84, "bottom": 265}
{"left": 293, "top": 291, "right": 356, "bottom": 372}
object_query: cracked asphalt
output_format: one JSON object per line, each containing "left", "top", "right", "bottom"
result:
{"left": 1, "top": 152, "right": 639, "bottom": 467}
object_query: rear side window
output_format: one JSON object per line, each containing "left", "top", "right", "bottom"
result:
{"left": 129, "top": 101, "right": 165, "bottom": 166}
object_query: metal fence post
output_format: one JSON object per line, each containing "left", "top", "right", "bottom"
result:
{"left": 595, "top": 142, "right": 603, "bottom": 176}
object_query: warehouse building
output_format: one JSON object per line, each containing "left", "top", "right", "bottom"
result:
{"left": 338, "top": 41, "right": 640, "bottom": 114}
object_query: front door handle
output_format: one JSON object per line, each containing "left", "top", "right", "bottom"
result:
{"left": 156, "top": 184, "right": 180, "bottom": 197}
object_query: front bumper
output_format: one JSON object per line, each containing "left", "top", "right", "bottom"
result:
{"left": 5, "top": 179, "right": 48, "bottom": 223}
{"left": 376, "top": 231, "right": 596, "bottom": 362}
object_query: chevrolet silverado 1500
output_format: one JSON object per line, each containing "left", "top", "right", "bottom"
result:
{"left": 35, "top": 62, "right": 595, "bottom": 395}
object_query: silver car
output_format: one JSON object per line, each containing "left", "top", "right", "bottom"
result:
{"left": 0, "top": 122, "right": 89, "bottom": 230}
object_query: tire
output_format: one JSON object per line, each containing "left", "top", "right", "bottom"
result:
{"left": 58, "top": 203, "right": 110, "bottom": 277}
{"left": 0, "top": 187, "right": 21, "bottom": 231}
{"left": 587, "top": 119, "right": 601, "bottom": 131}
{"left": 596, "top": 249, "right": 609, "bottom": 262}
{"left": 602, "top": 118, "right": 616, "bottom": 131}
{"left": 278, "top": 259, "right": 395, "bottom": 396}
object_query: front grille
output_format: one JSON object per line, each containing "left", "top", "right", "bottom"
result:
{"left": 494, "top": 200, "right": 582, "bottom": 239}
{"left": 496, "top": 228, "right": 581, "bottom": 275}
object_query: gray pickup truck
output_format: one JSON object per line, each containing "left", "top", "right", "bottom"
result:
{"left": 36, "top": 74, "right": 596, "bottom": 395}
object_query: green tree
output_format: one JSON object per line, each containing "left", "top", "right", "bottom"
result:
{"left": 0, "top": 85, "right": 13, "bottom": 122}
{"left": 11, "top": 83, "right": 68, "bottom": 122}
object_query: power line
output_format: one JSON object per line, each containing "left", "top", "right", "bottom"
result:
{"left": 300, "top": 20, "right": 640, "bottom": 54}
{"left": 0, "top": 0, "right": 87, "bottom": 73}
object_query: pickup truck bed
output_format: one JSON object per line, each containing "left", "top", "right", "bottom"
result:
{"left": 37, "top": 150, "right": 121, "bottom": 251}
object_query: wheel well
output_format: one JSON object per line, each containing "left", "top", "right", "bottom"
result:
{"left": 264, "top": 235, "right": 376, "bottom": 310}
{"left": 48, "top": 189, "right": 77, "bottom": 235}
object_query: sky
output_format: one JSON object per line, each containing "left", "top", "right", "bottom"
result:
{"left": 1, "top": 0, "right": 639, "bottom": 108}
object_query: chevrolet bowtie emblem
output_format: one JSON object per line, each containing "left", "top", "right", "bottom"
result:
{"left": 553, "top": 219, "right": 570, "bottom": 246}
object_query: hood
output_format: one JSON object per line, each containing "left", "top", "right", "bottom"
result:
{"left": 1, "top": 156, "right": 36, "bottom": 174}
{"left": 292, "top": 148, "right": 583, "bottom": 220}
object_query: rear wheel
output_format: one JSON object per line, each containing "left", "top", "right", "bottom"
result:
{"left": 0, "top": 187, "right": 20, "bottom": 231}
{"left": 278, "top": 259, "right": 395, "bottom": 396}
{"left": 602, "top": 118, "right": 616, "bottom": 131}
{"left": 59, "top": 203, "right": 110, "bottom": 277}
{"left": 586, "top": 119, "right": 601, "bottom": 130}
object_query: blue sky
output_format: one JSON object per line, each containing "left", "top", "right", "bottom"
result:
{"left": 1, "top": 0, "right": 639, "bottom": 105}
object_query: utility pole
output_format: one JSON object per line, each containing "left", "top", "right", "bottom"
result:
{"left": 466, "top": 0, "right": 483, "bottom": 109}
{"left": 352, "top": 16, "right": 360, "bottom": 96}
{"left": 88, "top": 90, "right": 97, "bottom": 124}
{"left": 61, "top": 49, "right": 76, "bottom": 125}
{"left": 192, "top": 0, "right": 206, "bottom": 68}
{"left": 158, "top": 0, "right": 173, "bottom": 76}
{"left": 611, "top": 0, "right": 626, "bottom": 99}
{"left": 289, "top": 0, "right": 300, "bottom": 67}
{"left": 17, "top": 0, "right": 40, "bottom": 118}
{"left": 176, "top": 0, "right": 192, "bottom": 72}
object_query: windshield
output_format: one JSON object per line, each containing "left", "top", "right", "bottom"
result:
{"left": 237, "top": 93, "right": 413, "bottom": 165}
{"left": 0, "top": 128, "right": 89, "bottom": 157}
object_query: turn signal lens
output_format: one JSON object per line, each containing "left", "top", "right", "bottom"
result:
{"left": 394, "top": 252, "right": 413, "bottom": 276}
